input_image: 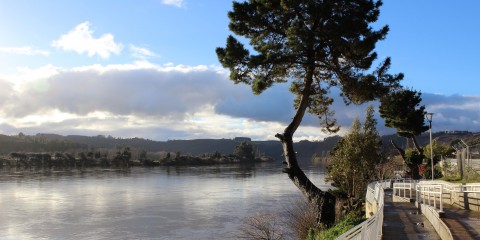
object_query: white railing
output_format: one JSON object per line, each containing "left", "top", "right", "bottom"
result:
{"left": 460, "top": 184, "right": 480, "bottom": 193}
{"left": 365, "top": 183, "right": 376, "bottom": 204}
{"left": 416, "top": 184, "right": 444, "bottom": 212}
{"left": 430, "top": 182, "right": 480, "bottom": 194}
{"left": 441, "top": 182, "right": 458, "bottom": 193}
{"left": 393, "top": 182, "right": 415, "bottom": 199}
{"left": 336, "top": 180, "right": 391, "bottom": 240}
{"left": 415, "top": 182, "right": 480, "bottom": 213}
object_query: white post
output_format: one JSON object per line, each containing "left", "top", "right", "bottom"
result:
{"left": 428, "top": 186, "right": 431, "bottom": 206}
{"left": 409, "top": 183, "right": 412, "bottom": 199}
{"left": 440, "top": 185, "right": 443, "bottom": 212}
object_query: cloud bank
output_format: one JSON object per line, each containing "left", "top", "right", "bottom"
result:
{"left": 0, "top": 61, "right": 478, "bottom": 140}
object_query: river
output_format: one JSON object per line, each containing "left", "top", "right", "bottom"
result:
{"left": 0, "top": 163, "right": 329, "bottom": 239}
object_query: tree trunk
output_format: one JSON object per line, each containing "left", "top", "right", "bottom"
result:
{"left": 410, "top": 137, "right": 424, "bottom": 155}
{"left": 275, "top": 70, "right": 337, "bottom": 227}
{"left": 390, "top": 139, "right": 421, "bottom": 179}
{"left": 408, "top": 163, "right": 421, "bottom": 180}
{"left": 276, "top": 132, "right": 336, "bottom": 227}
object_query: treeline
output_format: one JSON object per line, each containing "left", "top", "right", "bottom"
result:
{"left": 0, "top": 133, "right": 342, "bottom": 163}
{"left": 0, "top": 141, "right": 273, "bottom": 170}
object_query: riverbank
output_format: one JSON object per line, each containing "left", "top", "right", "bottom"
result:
{"left": 0, "top": 151, "right": 274, "bottom": 172}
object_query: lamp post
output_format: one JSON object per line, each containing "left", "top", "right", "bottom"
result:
{"left": 425, "top": 113, "right": 434, "bottom": 180}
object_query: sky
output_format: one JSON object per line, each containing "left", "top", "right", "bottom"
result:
{"left": 0, "top": 0, "right": 479, "bottom": 141}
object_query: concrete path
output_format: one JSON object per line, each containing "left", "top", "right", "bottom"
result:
{"left": 441, "top": 203, "right": 480, "bottom": 240}
{"left": 382, "top": 190, "right": 441, "bottom": 240}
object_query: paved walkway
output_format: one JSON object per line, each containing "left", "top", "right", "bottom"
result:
{"left": 441, "top": 203, "right": 480, "bottom": 239}
{"left": 382, "top": 190, "right": 441, "bottom": 240}
{"left": 383, "top": 188, "right": 480, "bottom": 239}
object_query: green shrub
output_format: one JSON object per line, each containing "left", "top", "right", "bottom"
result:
{"left": 306, "top": 211, "right": 365, "bottom": 240}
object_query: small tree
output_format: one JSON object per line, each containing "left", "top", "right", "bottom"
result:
{"left": 234, "top": 141, "right": 257, "bottom": 161}
{"left": 212, "top": 150, "right": 222, "bottom": 159}
{"left": 421, "top": 141, "right": 452, "bottom": 179}
{"left": 114, "top": 147, "right": 132, "bottom": 167}
{"left": 328, "top": 105, "right": 382, "bottom": 200}
{"left": 379, "top": 89, "right": 428, "bottom": 179}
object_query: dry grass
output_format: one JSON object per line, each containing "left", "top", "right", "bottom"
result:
{"left": 235, "top": 197, "right": 319, "bottom": 240}
{"left": 283, "top": 197, "right": 318, "bottom": 240}
{"left": 234, "top": 212, "right": 286, "bottom": 240}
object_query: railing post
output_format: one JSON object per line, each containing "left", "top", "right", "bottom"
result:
{"left": 440, "top": 185, "right": 443, "bottom": 212}
{"left": 428, "top": 186, "right": 431, "bottom": 206}
{"left": 409, "top": 183, "right": 412, "bottom": 199}
{"left": 421, "top": 185, "right": 424, "bottom": 204}
{"left": 415, "top": 185, "right": 422, "bottom": 204}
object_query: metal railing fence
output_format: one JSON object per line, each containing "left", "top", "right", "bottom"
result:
{"left": 416, "top": 184, "right": 444, "bottom": 212}
{"left": 336, "top": 180, "right": 391, "bottom": 240}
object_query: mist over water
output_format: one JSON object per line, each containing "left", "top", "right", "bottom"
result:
{"left": 0, "top": 163, "right": 328, "bottom": 239}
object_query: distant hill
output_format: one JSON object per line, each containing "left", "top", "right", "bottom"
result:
{"left": 381, "top": 131, "right": 480, "bottom": 149}
{"left": 0, "top": 131, "right": 478, "bottom": 163}
{"left": 0, "top": 133, "right": 340, "bottom": 164}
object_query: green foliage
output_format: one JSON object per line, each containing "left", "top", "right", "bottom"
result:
{"left": 420, "top": 141, "right": 451, "bottom": 179}
{"left": 306, "top": 211, "right": 365, "bottom": 240}
{"left": 379, "top": 89, "right": 428, "bottom": 138}
{"left": 233, "top": 141, "right": 257, "bottom": 161}
{"left": 422, "top": 165, "right": 443, "bottom": 179}
{"left": 327, "top": 105, "right": 382, "bottom": 198}
{"left": 424, "top": 141, "right": 454, "bottom": 160}
{"left": 404, "top": 148, "right": 424, "bottom": 165}
{"left": 217, "top": 0, "right": 402, "bottom": 132}
{"left": 212, "top": 150, "right": 222, "bottom": 159}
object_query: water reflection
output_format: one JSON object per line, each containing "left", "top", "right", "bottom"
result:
{"left": 0, "top": 163, "right": 328, "bottom": 239}
{"left": 163, "top": 163, "right": 259, "bottom": 179}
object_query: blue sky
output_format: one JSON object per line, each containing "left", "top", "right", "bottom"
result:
{"left": 0, "top": 0, "right": 478, "bottom": 141}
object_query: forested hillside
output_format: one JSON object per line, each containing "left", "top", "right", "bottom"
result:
{"left": 0, "top": 131, "right": 478, "bottom": 163}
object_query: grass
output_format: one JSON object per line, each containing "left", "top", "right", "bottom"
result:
{"left": 442, "top": 167, "right": 480, "bottom": 183}
{"left": 306, "top": 210, "right": 365, "bottom": 240}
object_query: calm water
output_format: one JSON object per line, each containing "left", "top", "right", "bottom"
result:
{"left": 0, "top": 163, "right": 328, "bottom": 239}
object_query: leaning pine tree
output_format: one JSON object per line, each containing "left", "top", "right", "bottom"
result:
{"left": 217, "top": 0, "right": 403, "bottom": 227}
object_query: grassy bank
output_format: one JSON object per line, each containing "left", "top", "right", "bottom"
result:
{"left": 306, "top": 211, "right": 365, "bottom": 240}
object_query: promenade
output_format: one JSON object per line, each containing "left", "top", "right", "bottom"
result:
{"left": 441, "top": 203, "right": 480, "bottom": 239}
{"left": 382, "top": 190, "right": 441, "bottom": 239}
{"left": 383, "top": 182, "right": 480, "bottom": 240}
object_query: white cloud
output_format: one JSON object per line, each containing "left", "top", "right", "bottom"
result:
{"left": 0, "top": 61, "right": 478, "bottom": 140}
{"left": 52, "top": 22, "right": 123, "bottom": 59}
{"left": 0, "top": 46, "right": 50, "bottom": 56}
{"left": 162, "top": 0, "right": 185, "bottom": 8}
{"left": 3, "top": 62, "right": 228, "bottom": 118}
{"left": 0, "top": 62, "right": 249, "bottom": 139}
{"left": 129, "top": 45, "right": 158, "bottom": 59}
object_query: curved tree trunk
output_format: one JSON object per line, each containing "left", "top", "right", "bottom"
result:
{"left": 390, "top": 139, "right": 421, "bottom": 179}
{"left": 276, "top": 132, "right": 336, "bottom": 227}
{"left": 275, "top": 72, "right": 337, "bottom": 227}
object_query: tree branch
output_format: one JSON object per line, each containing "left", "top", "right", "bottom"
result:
{"left": 410, "top": 136, "right": 423, "bottom": 154}
{"left": 390, "top": 139, "right": 405, "bottom": 159}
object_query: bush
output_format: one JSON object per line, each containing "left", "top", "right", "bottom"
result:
{"left": 306, "top": 211, "right": 365, "bottom": 240}
{"left": 283, "top": 198, "right": 318, "bottom": 239}
{"left": 234, "top": 212, "right": 285, "bottom": 240}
